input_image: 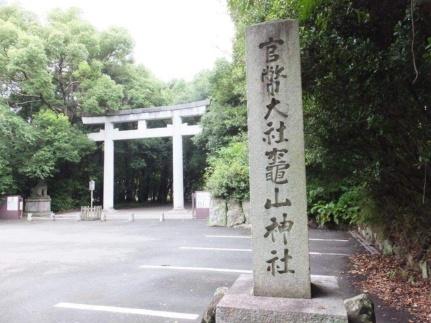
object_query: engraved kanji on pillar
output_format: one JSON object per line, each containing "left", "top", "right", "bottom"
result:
{"left": 246, "top": 19, "right": 311, "bottom": 299}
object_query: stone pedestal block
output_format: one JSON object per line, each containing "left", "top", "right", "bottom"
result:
{"left": 241, "top": 200, "right": 250, "bottom": 224}
{"left": 216, "top": 274, "right": 348, "bottom": 323}
{"left": 227, "top": 200, "right": 245, "bottom": 227}
{"left": 208, "top": 198, "right": 227, "bottom": 226}
{"left": 25, "top": 197, "right": 51, "bottom": 217}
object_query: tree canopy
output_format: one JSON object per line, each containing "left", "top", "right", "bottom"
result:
{"left": 0, "top": 103, "right": 93, "bottom": 193}
{"left": 0, "top": 6, "right": 167, "bottom": 120}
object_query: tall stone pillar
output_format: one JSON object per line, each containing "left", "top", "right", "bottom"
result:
{"left": 246, "top": 19, "right": 311, "bottom": 298}
{"left": 216, "top": 19, "right": 347, "bottom": 323}
{"left": 103, "top": 122, "right": 115, "bottom": 210}
{"left": 172, "top": 113, "right": 184, "bottom": 210}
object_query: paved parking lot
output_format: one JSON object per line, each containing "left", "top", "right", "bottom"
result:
{"left": 0, "top": 216, "right": 361, "bottom": 323}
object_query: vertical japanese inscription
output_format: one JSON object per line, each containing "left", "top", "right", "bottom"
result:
{"left": 246, "top": 20, "right": 311, "bottom": 298}
{"left": 258, "top": 36, "right": 294, "bottom": 277}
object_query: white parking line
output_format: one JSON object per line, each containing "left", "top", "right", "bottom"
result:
{"left": 309, "top": 252, "right": 350, "bottom": 256}
{"left": 140, "top": 265, "right": 252, "bottom": 274}
{"left": 205, "top": 235, "right": 251, "bottom": 239}
{"left": 309, "top": 238, "right": 349, "bottom": 242}
{"left": 180, "top": 247, "right": 350, "bottom": 256}
{"left": 180, "top": 246, "right": 252, "bottom": 252}
{"left": 54, "top": 302, "right": 199, "bottom": 320}
{"left": 206, "top": 235, "right": 349, "bottom": 242}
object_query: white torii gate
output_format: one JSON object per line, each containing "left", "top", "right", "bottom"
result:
{"left": 82, "top": 99, "right": 210, "bottom": 211}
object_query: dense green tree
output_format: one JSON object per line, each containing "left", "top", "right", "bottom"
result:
{"left": 0, "top": 103, "right": 33, "bottom": 193}
{"left": 195, "top": 103, "right": 247, "bottom": 153}
{"left": 120, "top": 65, "right": 167, "bottom": 108}
{"left": 193, "top": 59, "right": 247, "bottom": 154}
{"left": 226, "top": 0, "right": 431, "bottom": 255}
{"left": 0, "top": 104, "right": 94, "bottom": 195}
{"left": 0, "top": 5, "right": 166, "bottom": 121}
{"left": 0, "top": 5, "right": 173, "bottom": 207}
{"left": 0, "top": 7, "right": 120, "bottom": 119}
{"left": 165, "top": 70, "right": 211, "bottom": 104}
{"left": 114, "top": 138, "right": 172, "bottom": 205}
{"left": 20, "top": 109, "right": 94, "bottom": 180}
{"left": 205, "top": 138, "right": 249, "bottom": 201}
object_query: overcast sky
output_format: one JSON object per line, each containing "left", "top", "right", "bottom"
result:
{"left": 6, "top": 0, "right": 235, "bottom": 81}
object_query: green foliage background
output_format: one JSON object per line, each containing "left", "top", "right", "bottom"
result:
{"left": 222, "top": 0, "right": 431, "bottom": 259}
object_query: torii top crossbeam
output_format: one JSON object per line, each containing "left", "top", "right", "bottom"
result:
{"left": 82, "top": 99, "right": 210, "bottom": 141}
{"left": 81, "top": 99, "right": 210, "bottom": 211}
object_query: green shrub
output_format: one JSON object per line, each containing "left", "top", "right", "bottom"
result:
{"left": 205, "top": 138, "right": 249, "bottom": 201}
{"left": 310, "top": 187, "right": 363, "bottom": 226}
{"left": 48, "top": 177, "right": 91, "bottom": 212}
{"left": 51, "top": 193, "right": 76, "bottom": 212}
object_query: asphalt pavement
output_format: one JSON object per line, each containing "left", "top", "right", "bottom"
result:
{"left": 0, "top": 216, "right": 410, "bottom": 322}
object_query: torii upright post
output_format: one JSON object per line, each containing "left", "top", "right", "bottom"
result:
{"left": 172, "top": 112, "right": 185, "bottom": 210}
{"left": 103, "top": 122, "right": 115, "bottom": 211}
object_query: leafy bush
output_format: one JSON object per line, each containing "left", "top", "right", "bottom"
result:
{"left": 205, "top": 138, "right": 249, "bottom": 201}
{"left": 51, "top": 193, "right": 76, "bottom": 212}
{"left": 310, "top": 187, "right": 363, "bottom": 226}
{"left": 48, "top": 176, "right": 95, "bottom": 212}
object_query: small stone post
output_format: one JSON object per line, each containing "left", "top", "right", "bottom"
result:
{"left": 129, "top": 213, "right": 135, "bottom": 222}
{"left": 246, "top": 19, "right": 311, "bottom": 298}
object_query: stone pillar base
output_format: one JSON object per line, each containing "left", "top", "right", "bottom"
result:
{"left": 216, "top": 274, "right": 348, "bottom": 323}
{"left": 24, "top": 197, "right": 51, "bottom": 217}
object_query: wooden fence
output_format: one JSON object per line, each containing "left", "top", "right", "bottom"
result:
{"left": 80, "top": 206, "right": 103, "bottom": 221}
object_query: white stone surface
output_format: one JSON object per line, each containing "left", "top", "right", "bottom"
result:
{"left": 246, "top": 19, "right": 311, "bottom": 298}
{"left": 7, "top": 196, "right": 19, "bottom": 211}
{"left": 195, "top": 191, "right": 211, "bottom": 209}
{"left": 216, "top": 274, "right": 348, "bottom": 323}
{"left": 208, "top": 198, "right": 227, "bottom": 226}
{"left": 242, "top": 200, "right": 250, "bottom": 224}
{"left": 226, "top": 200, "right": 245, "bottom": 227}
{"left": 25, "top": 197, "right": 51, "bottom": 217}
{"left": 172, "top": 112, "right": 184, "bottom": 210}
{"left": 103, "top": 122, "right": 115, "bottom": 210}
{"left": 82, "top": 100, "right": 209, "bottom": 125}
